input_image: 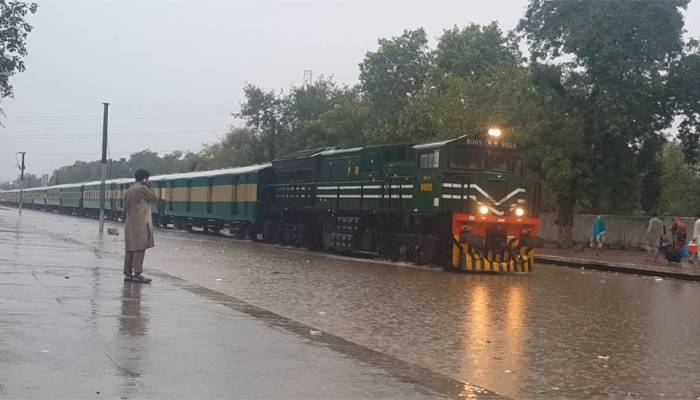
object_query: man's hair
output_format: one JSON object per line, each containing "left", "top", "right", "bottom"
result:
{"left": 134, "top": 169, "right": 151, "bottom": 182}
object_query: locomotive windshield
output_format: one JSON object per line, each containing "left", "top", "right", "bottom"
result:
{"left": 449, "top": 145, "right": 522, "bottom": 174}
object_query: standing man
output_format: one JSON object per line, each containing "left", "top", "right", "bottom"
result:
{"left": 123, "top": 169, "right": 158, "bottom": 283}
{"left": 646, "top": 213, "right": 664, "bottom": 262}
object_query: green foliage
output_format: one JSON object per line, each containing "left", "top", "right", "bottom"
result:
{"left": 669, "top": 42, "right": 700, "bottom": 164}
{"left": 48, "top": 150, "right": 196, "bottom": 184}
{"left": 194, "top": 127, "right": 267, "bottom": 170}
{"left": 0, "top": 1, "right": 37, "bottom": 99}
{"left": 283, "top": 77, "right": 365, "bottom": 150}
{"left": 358, "top": 22, "right": 532, "bottom": 145}
{"left": 518, "top": 0, "right": 689, "bottom": 218}
{"left": 237, "top": 84, "right": 285, "bottom": 161}
{"left": 359, "top": 28, "right": 433, "bottom": 143}
{"left": 235, "top": 77, "right": 367, "bottom": 161}
{"left": 435, "top": 22, "right": 521, "bottom": 81}
{"left": 659, "top": 142, "right": 700, "bottom": 216}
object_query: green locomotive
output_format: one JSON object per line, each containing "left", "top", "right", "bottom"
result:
{"left": 265, "top": 131, "right": 542, "bottom": 271}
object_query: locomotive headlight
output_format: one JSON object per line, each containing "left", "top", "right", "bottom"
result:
{"left": 487, "top": 128, "right": 502, "bottom": 138}
{"left": 515, "top": 207, "right": 525, "bottom": 217}
{"left": 478, "top": 205, "right": 489, "bottom": 215}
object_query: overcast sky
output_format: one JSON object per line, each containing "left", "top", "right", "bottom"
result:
{"left": 1, "top": 0, "right": 699, "bottom": 182}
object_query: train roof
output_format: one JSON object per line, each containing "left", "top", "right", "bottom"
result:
{"left": 0, "top": 164, "right": 272, "bottom": 193}
{"left": 149, "top": 163, "right": 272, "bottom": 181}
{"left": 2, "top": 177, "right": 134, "bottom": 193}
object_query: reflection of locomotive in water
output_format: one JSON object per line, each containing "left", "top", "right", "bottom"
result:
{"left": 0, "top": 131, "right": 542, "bottom": 273}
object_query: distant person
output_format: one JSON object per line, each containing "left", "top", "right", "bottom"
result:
{"left": 123, "top": 169, "right": 158, "bottom": 284}
{"left": 691, "top": 216, "right": 700, "bottom": 265}
{"left": 661, "top": 238, "right": 681, "bottom": 263}
{"left": 670, "top": 217, "right": 687, "bottom": 264}
{"left": 646, "top": 214, "right": 664, "bottom": 262}
{"left": 590, "top": 215, "right": 606, "bottom": 256}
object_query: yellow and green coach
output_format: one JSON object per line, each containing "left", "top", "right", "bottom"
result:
{"left": 152, "top": 164, "right": 272, "bottom": 237}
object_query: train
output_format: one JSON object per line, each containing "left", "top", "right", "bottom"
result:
{"left": 0, "top": 132, "right": 543, "bottom": 272}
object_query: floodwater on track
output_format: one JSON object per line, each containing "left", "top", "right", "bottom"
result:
{"left": 4, "top": 208, "right": 700, "bottom": 399}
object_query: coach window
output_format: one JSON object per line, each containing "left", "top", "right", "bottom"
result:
{"left": 419, "top": 150, "right": 440, "bottom": 169}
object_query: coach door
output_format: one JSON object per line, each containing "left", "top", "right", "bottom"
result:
{"left": 230, "top": 175, "right": 239, "bottom": 219}
{"left": 167, "top": 181, "right": 174, "bottom": 212}
{"left": 186, "top": 180, "right": 192, "bottom": 213}
{"left": 109, "top": 183, "right": 116, "bottom": 210}
{"left": 206, "top": 178, "right": 214, "bottom": 215}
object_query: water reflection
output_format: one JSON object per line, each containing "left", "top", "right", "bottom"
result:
{"left": 120, "top": 283, "right": 148, "bottom": 336}
{"left": 461, "top": 278, "right": 527, "bottom": 396}
{"left": 464, "top": 284, "right": 492, "bottom": 384}
{"left": 115, "top": 282, "right": 150, "bottom": 397}
{"left": 505, "top": 285, "right": 525, "bottom": 390}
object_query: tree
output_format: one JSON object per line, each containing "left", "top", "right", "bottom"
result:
{"left": 196, "top": 127, "right": 267, "bottom": 170}
{"left": 659, "top": 142, "right": 700, "bottom": 216}
{"left": 669, "top": 42, "right": 700, "bottom": 164}
{"left": 397, "top": 22, "right": 533, "bottom": 143}
{"left": 13, "top": 172, "right": 38, "bottom": 187}
{"left": 435, "top": 22, "right": 521, "bottom": 82}
{"left": 518, "top": 0, "right": 688, "bottom": 245}
{"left": 49, "top": 151, "right": 193, "bottom": 184}
{"left": 237, "top": 84, "right": 285, "bottom": 161}
{"left": 283, "top": 76, "right": 348, "bottom": 150}
{"left": 0, "top": 1, "right": 37, "bottom": 99}
{"left": 359, "top": 28, "right": 433, "bottom": 143}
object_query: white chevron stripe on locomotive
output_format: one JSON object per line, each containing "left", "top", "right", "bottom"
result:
{"left": 442, "top": 183, "right": 526, "bottom": 206}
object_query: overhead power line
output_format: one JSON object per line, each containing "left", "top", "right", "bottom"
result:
{"left": 30, "top": 147, "right": 202, "bottom": 157}
{"left": 0, "top": 128, "right": 224, "bottom": 139}
{"left": 3, "top": 107, "right": 232, "bottom": 122}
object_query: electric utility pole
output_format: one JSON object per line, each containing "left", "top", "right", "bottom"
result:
{"left": 99, "top": 102, "right": 109, "bottom": 234}
{"left": 17, "top": 152, "right": 25, "bottom": 215}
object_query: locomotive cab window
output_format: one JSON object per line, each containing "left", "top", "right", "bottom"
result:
{"left": 512, "top": 153, "right": 523, "bottom": 175}
{"left": 419, "top": 150, "right": 440, "bottom": 169}
{"left": 449, "top": 146, "right": 484, "bottom": 170}
{"left": 384, "top": 147, "right": 408, "bottom": 162}
{"left": 488, "top": 150, "right": 510, "bottom": 172}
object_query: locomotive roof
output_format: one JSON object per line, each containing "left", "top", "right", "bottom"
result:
{"left": 319, "top": 147, "right": 363, "bottom": 156}
{"left": 149, "top": 163, "right": 272, "bottom": 181}
{"left": 276, "top": 147, "right": 332, "bottom": 160}
{"left": 413, "top": 135, "right": 468, "bottom": 151}
{"left": 275, "top": 143, "right": 415, "bottom": 161}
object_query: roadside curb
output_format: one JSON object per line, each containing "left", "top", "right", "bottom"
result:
{"left": 537, "top": 254, "right": 700, "bottom": 282}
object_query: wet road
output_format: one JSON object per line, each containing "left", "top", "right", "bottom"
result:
{"left": 4, "top": 208, "right": 700, "bottom": 399}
